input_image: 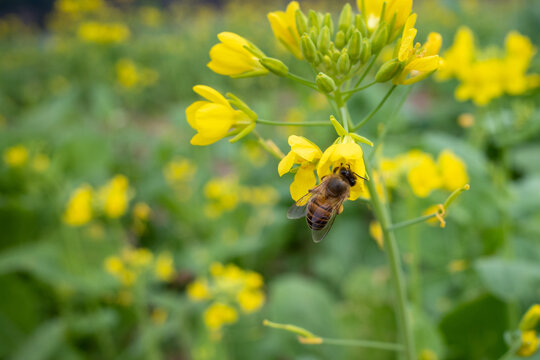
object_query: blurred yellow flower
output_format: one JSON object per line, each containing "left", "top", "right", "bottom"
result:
{"left": 186, "top": 85, "right": 252, "bottom": 146}
{"left": 406, "top": 152, "right": 442, "bottom": 198}
{"left": 63, "top": 184, "right": 93, "bottom": 226}
{"left": 454, "top": 58, "right": 504, "bottom": 106}
{"left": 139, "top": 6, "right": 162, "bottom": 27}
{"left": 394, "top": 14, "right": 442, "bottom": 85}
{"left": 517, "top": 330, "right": 539, "bottom": 357}
{"left": 151, "top": 308, "right": 168, "bottom": 325}
{"left": 419, "top": 349, "right": 438, "bottom": 360}
{"left": 208, "top": 32, "right": 268, "bottom": 78}
{"left": 268, "top": 1, "right": 303, "bottom": 59}
{"left": 447, "top": 259, "right": 467, "bottom": 273}
{"left": 279, "top": 135, "right": 322, "bottom": 202}
{"left": 3, "top": 145, "right": 28, "bottom": 167}
{"left": 187, "top": 278, "right": 211, "bottom": 301}
{"left": 237, "top": 289, "right": 265, "bottom": 313}
{"left": 56, "top": 0, "right": 104, "bottom": 16}
{"left": 77, "top": 21, "right": 130, "bottom": 44}
{"left": 125, "top": 247, "right": 153, "bottom": 267}
{"left": 204, "top": 176, "right": 239, "bottom": 218}
{"left": 116, "top": 59, "right": 159, "bottom": 89}
{"left": 104, "top": 256, "right": 123, "bottom": 275}
{"left": 187, "top": 262, "right": 265, "bottom": 332}
{"left": 155, "top": 252, "right": 175, "bottom": 282}
{"left": 520, "top": 304, "right": 540, "bottom": 332}
{"left": 97, "top": 175, "right": 131, "bottom": 219}
{"left": 369, "top": 221, "right": 384, "bottom": 249}
{"left": 436, "top": 26, "right": 474, "bottom": 80}
{"left": 358, "top": 0, "right": 412, "bottom": 37}
{"left": 133, "top": 202, "right": 151, "bottom": 221}
{"left": 163, "top": 158, "right": 196, "bottom": 184}
{"left": 317, "top": 135, "right": 367, "bottom": 201}
{"left": 203, "top": 302, "right": 238, "bottom": 331}
{"left": 437, "top": 150, "right": 469, "bottom": 191}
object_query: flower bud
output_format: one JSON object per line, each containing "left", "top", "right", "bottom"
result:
{"left": 330, "top": 44, "right": 340, "bottom": 62}
{"left": 375, "top": 58, "right": 401, "bottom": 82}
{"left": 360, "top": 38, "right": 371, "bottom": 63}
{"left": 338, "top": 3, "right": 352, "bottom": 32}
{"left": 337, "top": 50, "right": 351, "bottom": 75}
{"left": 354, "top": 14, "right": 368, "bottom": 37}
{"left": 226, "top": 92, "right": 258, "bottom": 121}
{"left": 347, "top": 30, "right": 362, "bottom": 60}
{"left": 309, "top": 27, "right": 318, "bottom": 44}
{"left": 322, "top": 13, "right": 334, "bottom": 37}
{"left": 300, "top": 34, "right": 317, "bottom": 63}
{"left": 371, "top": 24, "right": 388, "bottom": 54}
{"left": 259, "top": 57, "right": 289, "bottom": 76}
{"left": 317, "top": 26, "right": 331, "bottom": 54}
{"left": 308, "top": 10, "right": 320, "bottom": 31}
{"left": 322, "top": 54, "right": 332, "bottom": 70}
{"left": 316, "top": 72, "right": 337, "bottom": 93}
{"left": 335, "top": 30, "right": 346, "bottom": 49}
{"left": 295, "top": 9, "right": 308, "bottom": 35}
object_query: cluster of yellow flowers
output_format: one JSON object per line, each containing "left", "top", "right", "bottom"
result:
{"left": 63, "top": 174, "right": 132, "bottom": 226}
{"left": 380, "top": 149, "right": 469, "bottom": 198}
{"left": 437, "top": 27, "right": 539, "bottom": 106}
{"left": 2, "top": 145, "right": 50, "bottom": 172}
{"left": 203, "top": 177, "right": 279, "bottom": 218}
{"left": 132, "top": 202, "right": 151, "bottom": 235}
{"left": 163, "top": 158, "right": 197, "bottom": 185}
{"left": 517, "top": 304, "right": 540, "bottom": 357}
{"left": 104, "top": 247, "right": 175, "bottom": 287}
{"left": 55, "top": 0, "right": 104, "bottom": 18}
{"left": 115, "top": 59, "right": 159, "bottom": 89}
{"left": 77, "top": 21, "right": 130, "bottom": 44}
{"left": 187, "top": 262, "right": 265, "bottom": 333}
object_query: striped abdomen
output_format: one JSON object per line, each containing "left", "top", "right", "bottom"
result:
{"left": 306, "top": 198, "right": 333, "bottom": 230}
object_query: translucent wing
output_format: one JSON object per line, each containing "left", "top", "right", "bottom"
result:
{"left": 286, "top": 182, "right": 326, "bottom": 220}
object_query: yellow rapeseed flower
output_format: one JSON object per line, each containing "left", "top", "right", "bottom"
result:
{"left": 104, "top": 256, "right": 123, "bottom": 275}
{"left": 116, "top": 59, "right": 138, "bottom": 89}
{"left": 97, "top": 175, "right": 131, "bottom": 219}
{"left": 437, "top": 150, "right": 468, "bottom": 191}
{"left": 3, "top": 145, "right": 28, "bottom": 167}
{"left": 394, "top": 14, "right": 442, "bottom": 85}
{"left": 203, "top": 302, "right": 238, "bottom": 331}
{"left": 208, "top": 32, "right": 268, "bottom": 77}
{"left": 268, "top": 1, "right": 303, "bottom": 59}
{"left": 357, "top": 0, "right": 412, "bottom": 37}
{"left": 186, "top": 85, "right": 252, "bottom": 146}
{"left": 406, "top": 152, "right": 442, "bottom": 198}
{"left": 155, "top": 252, "right": 175, "bottom": 282}
{"left": 317, "top": 135, "right": 367, "bottom": 201}
{"left": 187, "top": 278, "right": 212, "bottom": 301}
{"left": 63, "top": 184, "right": 93, "bottom": 226}
{"left": 32, "top": 154, "right": 50, "bottom": 172}
{"left": 237, "top": 289, "right": 265, "bottom": 313}
{"left": 517, "top": 330, "right": 539, "bottom": 357}
{"left": 369, "top": 221, "right": 384, "bottom": 249}
{"left": 204, "top": 177, "right": 239, "bottom": 218}
{"left": 454, "top": 58, "right": 504, "bottom": 106}
{"left": 77, "top": 21, "right": 130, "bottom": 44}
{"left": 133, "top": 202, "right": 151, "bottom": 221}
{"left": 278, "top": 135, "right": 322, "bottom": 202}
{"left": 151, "top": 308, "right": 168, "bottom": 325}
{"left": 502, "top": 31, "right": 539, "bottom": 95}
{"left": 436, "top": 26, "right": 474, "bottom": 80}
{"left": 520, "top": 304, "right": 540, "bottom": 332}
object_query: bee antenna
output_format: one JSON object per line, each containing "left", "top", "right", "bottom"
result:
{"left": 353, "top": 171, "right": 368, "bottom": 181}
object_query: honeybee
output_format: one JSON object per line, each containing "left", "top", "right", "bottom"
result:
{"left": 287, "top": 165, "right": 366, "bottom": 242}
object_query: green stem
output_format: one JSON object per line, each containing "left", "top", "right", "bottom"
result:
{"left": 389, "top": 214, "right": 437, "bottom": 231}
{"left": 353, "top": 54, "right": 379, "bottom": 89}
{"left": 335, "top": 90, "right": 350, "bottom": 133}
{"left": 286, "top": 72, "right": 319, "bottom": 91}
{"left": 317, "top": 338, "right": 404, "bottom": 351}
{"left": 252, "top": 130, "right": 283, "bottom": 160}
{"left": 256, "top": 119, "right": 332, "bottom": 127}
{"left": 498, "top": 339, "right": 521, "bottom": 360}
{"left": 364, "top": 161, "right": 416, "bottom": 360}
{"left": 352, "top": 85, "right": 397, "bottom": 131}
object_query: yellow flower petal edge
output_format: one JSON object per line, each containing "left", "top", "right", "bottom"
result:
{"left": 268, "top": 1, "right": 303, "bottom": 60}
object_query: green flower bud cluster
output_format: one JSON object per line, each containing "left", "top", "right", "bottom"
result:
{"left": 295, "top": 3, "right": 395, "bottom": 89}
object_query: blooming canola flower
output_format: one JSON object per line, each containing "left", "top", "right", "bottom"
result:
{"left": 357, "top": 0, "right": 412, "bottom": 37}
{"left": 186, "top": 85, "right": 252, "bottom": 146}
{"left": 394, "top": 14, "right": 442, "bottom": 85}
{"left": 267, "top": 1, "right": 303, "bottom": 59}
{"left": 208, "top": 32, "right": 268, "bottom": 78}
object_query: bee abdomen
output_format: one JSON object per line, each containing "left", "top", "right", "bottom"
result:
{"left": 307, "top": 200, "right": 332, "bottom": 230}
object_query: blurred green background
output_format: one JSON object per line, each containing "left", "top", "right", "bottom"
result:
{"left": 0, "top": 0, "right": 539, "bottom": 359}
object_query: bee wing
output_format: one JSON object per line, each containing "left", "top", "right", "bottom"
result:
{"left": 287, "top": 183, "right": 325, "bottom": 220}
{"left": 311, "top": 194, "right": 347, "bottom": 243}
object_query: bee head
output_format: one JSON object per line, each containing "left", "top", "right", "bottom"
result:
{"left": 334, "top": 164, "right": 366, "bottom": 187}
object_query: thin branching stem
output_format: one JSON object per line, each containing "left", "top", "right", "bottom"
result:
{"left": 256, "top": 119, "right": 332, "bottom": 127}
{"left": 352, "top": 85, "right": 397, "bottom": 131}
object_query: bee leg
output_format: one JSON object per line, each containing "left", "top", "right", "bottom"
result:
{"left": 338, "top": 204, "right": 344, "bottom": 214}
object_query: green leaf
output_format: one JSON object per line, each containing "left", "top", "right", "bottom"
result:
{"left": 9, "top": 319, "right": 65, "bottom": 360}
{"left": 475, "top": 257, "right": 540, "bottom": 301}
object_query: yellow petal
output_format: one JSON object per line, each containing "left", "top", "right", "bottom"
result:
{"left": 278, "top": 151, "right": 296, "bottom": 176}
{"left": 405, "top": 55, "right": 441, "bottom": 72}
{"left": 191, "top": 133, "right": 223, "bottom": 146}
{"left": 192, "top": 103, "right": 235, "bottom": 138}
{"left": 290, "top": 164, "right": 317, "bottom": 201}
{"left": 317, "top": 143, "right": 337, "bottom": 179}
{"left": 386, "top": 0, "right": 412, "bottom": 32}
{"left": 289, "top": 135, "right": 322, "bottom": 162}
{"left": 193, "top": 85, "right": 230, "bottom": 108}
{"left": 424, "top": 32, "right": 442, "bottom": 56}
{"left": 217, "top": 32, "right": 250, "bottom": 50}
{"left": 186, "top": 101, "right": 206, "bottom": 129}
{"left": 399, "top": 28, "right": 417, "bottom": 62}
{"left": 208, "top": 44, "right": 261, "bottom": 75}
